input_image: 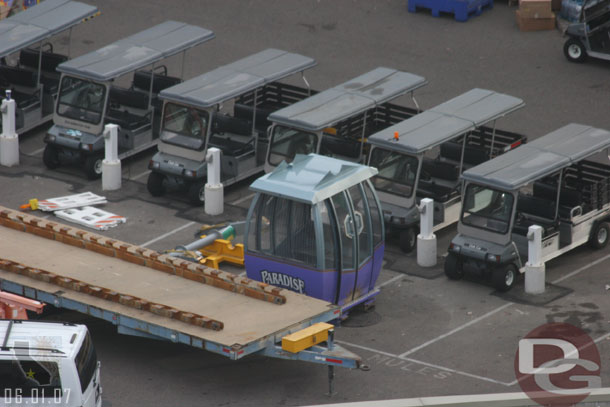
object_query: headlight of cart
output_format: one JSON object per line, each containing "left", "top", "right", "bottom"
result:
{"left": 486, "top": 253, "right": 501, "bottom": 263}
{"left": 449, "top": 242, "right": 461, "bottom": 254}
{"left": 148, "top": 160, "right": 160, "bottom": 170}
{"left": 183, "top": 169, "right": 197, "bottom": 178}
{"left": 80, "top": 143, "right": 93, "bottom": 152}
{"left": 45, "top": 134, "right": 56, "bottom": 143}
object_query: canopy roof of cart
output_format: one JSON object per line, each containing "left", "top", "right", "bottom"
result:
{"left": 367, "top": 88, "right": 524, "bottom": 154}
{"left": 462, "top": 123, "right": 610, "bottom": 190}
{"left": 56, "top": 20, "right": 215, "bottom": 81}
{"left": 0, "top": 0, "right": 99, "bottom": 58}
{"left": 249, "top": 153, "right": 378, "bottom": 204}
{"left": 268, "top": 67, "right": 427, "bottom": 132}
{"left": 159, "top": 48, "right": 316, "bottom": 108}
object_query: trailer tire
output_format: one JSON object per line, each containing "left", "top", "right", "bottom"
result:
{"left": 564, "top": 38, "right": 587, "bottom": 63}
{"left": 188, "top": 181, "right": 206, "bottom": 206}
{"left": 43, "top": 144, "right": 60, "bottom": 169}
{"left": 444, "top": 253, "right": 463, "bottom": 280}
{"left": 83, "top": 155, "right": 103, "bottom": 180}
{"left": 589, "top": 222, "right": 609, "bottom": 250}
{"left": 147, "top": 172, "right": 166, "bottom": 197}
{"left": 399, "top": 227, "right": 417, "bottom": 253}
{"left": 492, "top": 264, "right": 517, "bottom": 292}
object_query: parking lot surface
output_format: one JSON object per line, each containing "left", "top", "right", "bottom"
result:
{"left": 2, "top": 1, "right": 610, "bottom": 406}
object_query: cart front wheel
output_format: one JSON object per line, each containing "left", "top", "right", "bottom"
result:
{"left": 589, "top": 222, "right": 609, "bottom": 249}
{"left": 147, "top": 172, "right": 166, "bottom": 197}
{"left": 564, "top": 38, "right": 587, "bottom": 63}
{"left": 444, "top": 253, "right": 464, "bottom": 280}
{"left": 399, "top": 227, "right": 417, "bottom": 253}
{"left": 188, "top": 181, "right": 206, "bottom": 206}
{"left": 492, "top": 263, "right": 517, "bottom": 292}
{"left": 83, "top": 155, "right": 103, "bottom": 180}
{"left": 43, "top": 144, "right": 61, "bottom": 169}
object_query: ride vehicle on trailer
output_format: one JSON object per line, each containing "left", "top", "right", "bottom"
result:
{"left": 264, "top": 67, "right": 427, "bottom": 172}
{"left": 366, "top": 88, "right": 525, "bottom": 252}
{"left": 446, "top": 123, "right": 610, "bottom": 291}
{"left": 245, "top": 154, "right": 385, "bottom": 312}
{"left": 146, "top": 48, "right": 316, "bottom": 205}
{"left": 0, "top": 0, "right": 98, "bottom": 133}
{"left": 0, "top": 320, "right": 101, "bottom": 407}
{"left": 42, "top": 21, "right": 215, "bottom": 179}
{"left": 563, "top": 0, "right": 610, "bottom": 63}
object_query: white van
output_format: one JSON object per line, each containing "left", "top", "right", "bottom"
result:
{"left": 0, "top": 320, "right": 101, "bottom": 406}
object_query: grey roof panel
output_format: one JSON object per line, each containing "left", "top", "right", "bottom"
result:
{"left": 249, "top": 154, "right": 378, "bottom": 204}
{"left": 0, "top": 0, "right": 99, "bottom": 57}
{"left": 57, "top": 21, "right": 215, "bottom": 81}
{"left": 268, "top": 67, "right": 427, "bottom": 131}
{"left": 462, "top": 124, "right": 610, "bottom": 190}
{"left": 368, "top": 88, "right": 524, "bottom": 154}
{"left": 159, "top": 48, "right": 316, "bottom": 107}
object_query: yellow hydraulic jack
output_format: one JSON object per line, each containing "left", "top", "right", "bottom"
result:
{"left": 169, "top": 224, "right": 244, "bottom": 269}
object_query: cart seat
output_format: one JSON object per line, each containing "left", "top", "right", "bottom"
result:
{"left": 212, "top": 114, "right": 253, "bottom": 136}
{"left": 208, "top": 134, "right": 254, "bottom": 156}
{"left": 19, "top": 48, "right": 67, "bottom": 73}
{"left": 513, "top": 195, "right": 559, "bottom": 236}
{"left": 109, "top": 86, "right": 150, "bottom": 110}
{"left": 234, "top": 103, "right": 281, "bottom": 134}
{"left": 106, "top": 109, "right": 150, "bottom": 130}
{"left": 0, "top": 66, "right": 38, "bottom": 88}
{"left": 422, "top": 158, "right": 460, "bottom": 181}
{"left": 440, "top": 141, "right": 489, "bottom": 166}
{"left": 417, "top": 180, "right": 459, "bottom": 202}
{"left": 320, "top": 136, "right": 361, "bottom": 159}
{"left": 132, "top": 70, "right": 181, "bottom": 94}
{"left": 9, "top": 89, "right": 40, "bottom": 109}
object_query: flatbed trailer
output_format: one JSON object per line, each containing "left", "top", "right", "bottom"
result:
{"left": 0, "top": 206, "right": 362, "bottom": 390}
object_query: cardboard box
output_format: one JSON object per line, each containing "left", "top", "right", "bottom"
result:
{"left": 516, "top": 10, "right": 556, "bottom": 31}
{"left": 519, "top": 0, "right": 553, "bottom": 18}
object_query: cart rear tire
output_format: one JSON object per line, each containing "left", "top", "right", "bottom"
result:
{"left": 589, "top": 222, "right": 609, "bottom": 249}
{"left": 492, "top": 264, "right": 517, "bottom": 292}
{"left": 444, "top": 253, "right": 464, "bottom": 280}
{"left": 188, "top": 181, "right": 206, "bottom": 206}
{"left": 399, "top": 227, "right": 417, "bottom": 253}
{"left": 83, "top": 155, "right": 103, "bottom": 180}
{"left": 43, "top": 144, "right": 60, "bottom": 169}
{"left": 147, "top": 172, "right": 166, "bottom": 197}
{"left": 564, "top": 38, "right": 587, "bottom": 63}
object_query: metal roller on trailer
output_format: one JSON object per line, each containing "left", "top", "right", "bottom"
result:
{"left": 0, "top": 0, "right": 99, "bottom": 133}
{"left": 0, "top": 206, "right": 362, "bottom": 392}
{"left": 367, "top": 88, "right": 525, "bottom": 252}
{"left": 43, "top": 21, "right": 215, "bottom": 179}
{"left": 147, "top": 48, "right": 316, "bottom": 205}
{"left": 446, "top": 123, "right": 610, "bottom": 291}
{"left": 264, "top": 67, "right": 427, "bottom": 172}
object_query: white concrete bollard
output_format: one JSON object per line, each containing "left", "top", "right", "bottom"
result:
{"left": 0, "top": 90, "right": 19, "bottom": 167}
{"left": 102, "top": 124, "right": 121, "bottom": 191}
{"left": 525, "top": 224, "right": 545, "bottom": 294}
{"left": 417, "top": 198, "right": 437, "bottom": 267}
{"left": 204, "top": 147, "right": 223, "bottom": 215}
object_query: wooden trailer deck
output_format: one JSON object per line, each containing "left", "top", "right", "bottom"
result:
{"left": 0, "top": 206, "right": 340, "bottom": 358}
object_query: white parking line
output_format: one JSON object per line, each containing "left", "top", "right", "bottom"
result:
{"left": 129, "top": 170, "right": 151, "bottom": 181}
{"left": 398, "top": 303, "right": 513, "bottom": 358}
{"left": 230, "top": 193, "right": 255, "bottom": 206}
{"left": 376, "top": 274, "right": 404, "bottom": 290}
{"left": 397, "top": 252, "right": 610, "bottom": 359}
{"left": 140, "top": 221, "right": 196, "bottom": 248}
{"left": 28, "top": 147, "right": 46, "bottom": 156}
{"left": 337, "top": 340, "right": 513, "bottom": 387}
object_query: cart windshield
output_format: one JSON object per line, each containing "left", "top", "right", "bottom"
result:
{"left": 369, "top": 148, "right": 418, "bottom": 197}
{"left": 268, "top": 125, "right": 317, "bottom": 166}
{"left": 57, "top": 76, "right": 106, "bottom": 125}
{"left": 160, "top": 103, "right": 209, "bottom": 150}
{"left": 461, "top": 184, "right": 514, "bottom": 234}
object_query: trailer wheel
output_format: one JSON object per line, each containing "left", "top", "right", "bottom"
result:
{"left": 147, "top": 172, "right": 166, "bottom": 197}
{"left": 564, "top": 38, "right": 587, "bottom": 63}
{"left": 399, "top": 227, "right": 417, "bottom": 253}
{"left": 43, "top": 144, "right": 60, "bottom": 169}
{"left": 444, "top": 253, "right": 463, "bottom": 280}
{"left": 83, "top": 155, "right": 103, "bottom": 180}
{"left": 589, "top": 222, "right": 609, "bottom": 249}
{"left": 492, "top": 264, "right": 517, "bottom": 292}
{"left": 188, "top": 181, "right": 206, "bottom": 206}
